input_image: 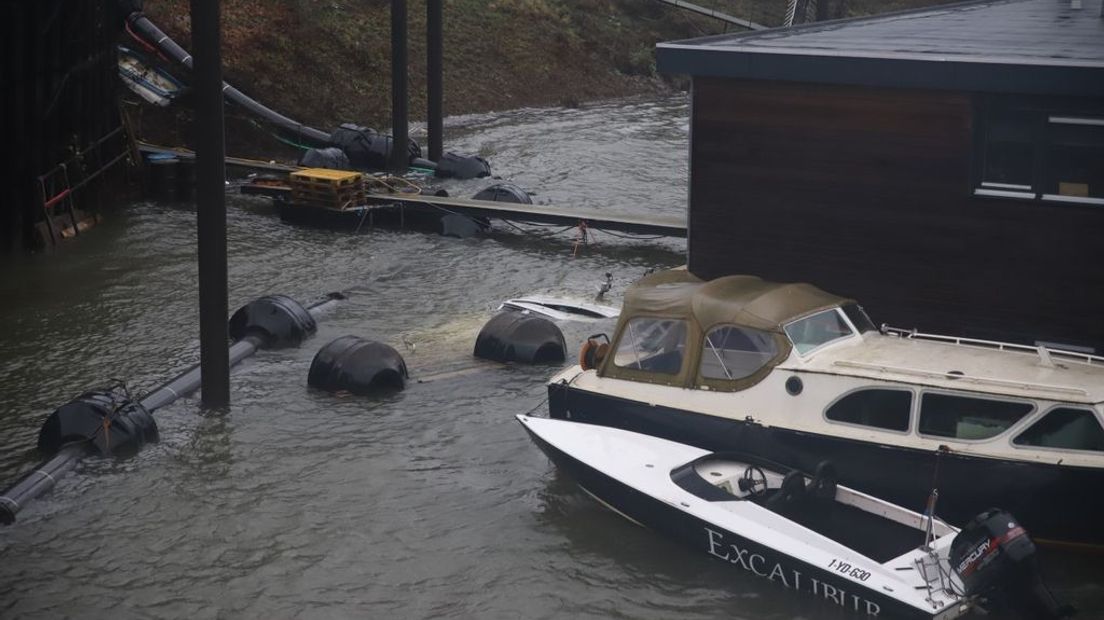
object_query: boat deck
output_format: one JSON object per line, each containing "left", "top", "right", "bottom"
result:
{"left": 766, "top": 495, "right": 925, "bottom": 563}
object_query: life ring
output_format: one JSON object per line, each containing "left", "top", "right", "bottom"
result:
{"left": 579, "top": 334, "right": 610, "bottom": 370}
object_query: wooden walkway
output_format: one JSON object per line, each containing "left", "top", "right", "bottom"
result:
{"left": 360, "top": 193, "right": 687, "bottom": 238}
{"left": 139, "top": 142, "right": 687, "bottom": 238}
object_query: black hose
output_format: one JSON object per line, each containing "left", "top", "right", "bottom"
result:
{"left": 126, "top": 12, "right": 332, "bottom": 147}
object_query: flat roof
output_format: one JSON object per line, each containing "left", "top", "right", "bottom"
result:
{"left": 657, "top": 0, "right": 1104, "bottom": 96}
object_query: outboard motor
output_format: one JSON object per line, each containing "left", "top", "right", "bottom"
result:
{"left": 950, "top": 509, "right": 1073, "bottom": 619}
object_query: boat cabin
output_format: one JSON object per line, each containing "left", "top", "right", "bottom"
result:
{"left": 600, "top": 268, "right": 872, "bottom": 390}
{"left": 592, "top": 268, "right": 1104, "bottom": 456}
{"left": 558, "top": 268, "right": 1104, "bottom": 544}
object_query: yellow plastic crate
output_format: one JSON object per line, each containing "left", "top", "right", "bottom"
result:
{"left": 290, "top": 168, "right": 364, "bottom": 188}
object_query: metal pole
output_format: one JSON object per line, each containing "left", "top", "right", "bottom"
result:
{"left": 190, "top": 0, "right": 230, "bottom": 406}
{"left": 426, "top": 0, "right": 443, "bottom": 163}
{"left": 390, "top": 0, "right": 409, "bottom": 174}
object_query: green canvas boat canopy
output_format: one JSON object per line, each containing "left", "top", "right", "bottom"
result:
{"left": 599, "top": 269, "right": 852, "bottom": 390}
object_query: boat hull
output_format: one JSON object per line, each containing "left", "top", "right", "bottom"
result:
{"left": 548, "top": 383, "right": 1104, "bottom": 547}
{"left": 522, "top": 421, "right": 950, "bottom": 619}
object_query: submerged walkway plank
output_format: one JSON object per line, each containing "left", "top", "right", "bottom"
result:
{"left": 360, "top": 193, "right": 687, "bottom": 238}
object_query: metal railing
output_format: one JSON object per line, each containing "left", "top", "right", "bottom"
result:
{"left": 879, "top": 325, "right": 1104, "bottom": 367}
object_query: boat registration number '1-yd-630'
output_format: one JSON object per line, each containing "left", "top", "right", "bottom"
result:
{"left": 829, "top": 558, "right": 872, "bottom": 582}
{"left": 705, "top": 528, "right": 882, "bottom": 616}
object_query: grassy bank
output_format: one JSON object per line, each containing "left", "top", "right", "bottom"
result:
{"left": 133, "top": 0, "right": 952, "bottom": 158}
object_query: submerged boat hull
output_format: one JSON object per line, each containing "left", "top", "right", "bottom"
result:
{"left": 521, "top": 418, "right": 956, "bottom": 619}
{"left": 548, "top": 383, "right": 1104, "bottom": 547}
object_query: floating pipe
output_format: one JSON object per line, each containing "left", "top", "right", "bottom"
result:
{"left": 0, "top": 293, "right": 343, "bottom": 525}
{"left": 123, "top": 12, "right": 498, "bottom": 179}
{"left": 125, "top": 12, "right": 332, "bottom": 147}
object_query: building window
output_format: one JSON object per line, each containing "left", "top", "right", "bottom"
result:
{"left": 975, "top": 101, "right": 1104, "bottom": 206}
{"left": 918, "top": 393, "right": 1033, "bottom": 441}
{"left": 1042, "top": 119, "right": 1104, "bottom": 203}
{"left": 700, "top": 325, "right": 778, "bottom": 380}
{"left": 1014, "top": 408, "right": 1104, "bottom": 452}
{"left": 613, "top": 318, "right": 687, "bottom": 374}
{"left": 980, "top": 109, "right": 1035, "bottom": 190}
{"left": 825, "top": 389, "right": 912, "bottom": 432}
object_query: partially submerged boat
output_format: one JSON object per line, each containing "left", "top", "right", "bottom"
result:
{"left": 498, "top": 296, "right": 619, "bottom": 322}
{"left": 547, "top": 269, "right": 1104, "bottom": 546}
{"left": 518, "top": 415, "right": 1070, "bottom": 619}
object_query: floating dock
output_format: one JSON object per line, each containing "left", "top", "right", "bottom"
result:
{"left": 140, "top": 143, "right": 687, "bottom": 239}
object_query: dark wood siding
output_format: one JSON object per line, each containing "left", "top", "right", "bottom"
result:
{"left": 689, "top": 77, "right": 1104, "bottom": 352}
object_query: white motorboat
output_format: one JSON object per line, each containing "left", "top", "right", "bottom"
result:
{"left": 518, "top": 415, "right": 1070, "bottom": 619}
{"left": 547, "top": 268, "right": 1104, "bottom": 547}
{"left": 498, "top": 295, "right": 619, "bottom": 322}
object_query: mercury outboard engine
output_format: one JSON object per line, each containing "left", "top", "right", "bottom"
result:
{"left": 950, "top": 509, "right": 1073, "bottom": 619}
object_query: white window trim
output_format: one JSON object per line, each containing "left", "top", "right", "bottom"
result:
{"left": 821, "top": 386, "right": 915, "bottom": 436}
{"left": 1048, "top": 116, "right": 1104, "bottom": 127}
{"left": 915, "top": 389, "right": 1036, "bottom": 444}
{"left": 783, "top": 308, "right": 857, "bottom": 358}
{"left": 1009, "top": 405, "right": 1104, "bottom": 455}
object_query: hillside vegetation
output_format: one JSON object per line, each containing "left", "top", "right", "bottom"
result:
{"left": 135, "top": 0, "right": 950, "bottom": 156}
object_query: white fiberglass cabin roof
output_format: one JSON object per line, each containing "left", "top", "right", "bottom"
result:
{"left": 789, "top": 331, "right": 1104, "bottom": 405}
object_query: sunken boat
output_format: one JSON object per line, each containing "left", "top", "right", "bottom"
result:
{"left": 546, "top": 269, "right": 1104, "bottom": 547}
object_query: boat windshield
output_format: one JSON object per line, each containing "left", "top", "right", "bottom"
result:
{"left": 784, "top": 308, "right": 855, "bottom": 355}
{"left": 613, "top": 318, "right": 687, "bottom": 374}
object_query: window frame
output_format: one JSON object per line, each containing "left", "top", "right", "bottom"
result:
{"left": 821, "top": 386, "right": 916, "bottom": 436}
{"left": 1010, "top": 405, "right": 1104, "bottom": 455}
{"left": 606, "top": 316, "right": 690, "bottom": 383}
{"left": 782, "top": 307, "right": 860, "bottom": 358}
{"left": 973, "top": 96, "right": 1104, "bottom": 208}
{"left": 915, "top": 389, "right": 1036, "bottom": 444}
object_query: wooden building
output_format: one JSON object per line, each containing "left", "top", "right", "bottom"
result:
{"left": 657, "top": 0, "right": 1104, "bottom": 353}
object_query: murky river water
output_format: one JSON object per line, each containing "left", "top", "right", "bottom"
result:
{"left": 1, "top": 96, "right": 1099, "bottom": 619}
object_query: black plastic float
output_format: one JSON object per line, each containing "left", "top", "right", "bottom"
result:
{"left": 434, "top": 152, "right": 491, "bottom": 179}
{"left": 0, "top": 292, "right": 343, "bottom": 525}
{"left": 308, "top": 336, "right": 409, "bottom": 395}
{"left": 38, "top": 387, "right": 159, "bottom": 458}
{"left": 473, "top": 311, "right": 566, "bottom": 364}
{"left": 471, "top": 182, "right": 532, "bottom": 204}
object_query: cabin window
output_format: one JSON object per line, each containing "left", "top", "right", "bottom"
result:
{"left": 700, "top": 325, "right": 778, "bottom": 380}
{"left": 974, "top": 99, "right": 1104, "bottom": 205}
{"left": 918, "top": 393, "right": 1033, "bottom": 441}
{"left": 1014, "top": 408, "right": 1104, "bottom": 452}
{"left": 841, "top": 303, "right": 876, "bottom": 334}
{"left": 783, "top": 309, "right": 854, "bottom": 355}
{"left": 825, "top": 389, "right": 912, "bottom": 432}
{"left": 613, "top": 318, "right": 687, "bottom": 375}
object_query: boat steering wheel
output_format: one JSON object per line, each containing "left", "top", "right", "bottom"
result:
{"left": 739, "top": 465, "right": 768, "bottom": 498}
